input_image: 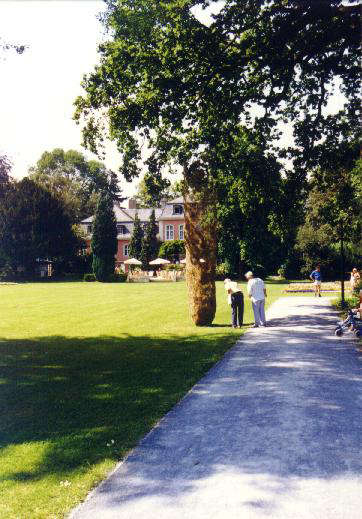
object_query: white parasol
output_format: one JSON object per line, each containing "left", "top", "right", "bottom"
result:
{"left": 149, "top": 258, "right": 171, "bottom": 265}
{"left": 124, "top": 258, "right": 142, "bottom": 265}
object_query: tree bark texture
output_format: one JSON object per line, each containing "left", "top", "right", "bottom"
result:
{"left": 183, "top": 164, "right": 217, "bottom": 326}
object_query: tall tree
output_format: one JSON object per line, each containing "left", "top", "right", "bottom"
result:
{"left": 135, "top": 174, "right": 183, "bottom": 208}
{"left": 0, "top": 178, "right": 78, "bottom": 276}
{"left": 128, "top": 214, "right": 144, "bottom": 260}
{"left": 91, "top": 193, "right": 118, "bottom": 281}
{"left": 215, "top": 127, "right": 305, "bottom": 276}
{"left": 75, "top": 0, "right": 359, "bottom": 324}
{"left": 135, "top": 173, "right": 171, "bottom": 208}
{"left": 29, "top": 148, "right": 121, "bottom": 222}
{"left": 296, "top": 140, "right": 360, "bottom": 303}
{"left": 140, "top": 210, "right": 159, "bottom": 269}
{"left": 0, "top": 154, "right": 12, "bottom": 198}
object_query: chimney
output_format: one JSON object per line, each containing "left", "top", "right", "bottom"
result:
{"left": 128, "top": 198, "right": 137, "bottom": 209}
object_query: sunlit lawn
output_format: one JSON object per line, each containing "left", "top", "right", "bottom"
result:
{"left": 0, "top": 279, "right": 288, "bottom": 519}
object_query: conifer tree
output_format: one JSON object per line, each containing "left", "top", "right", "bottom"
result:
{"left": 140, "top": 210, "right": 159, "bottom": 269}
{"left": 128, "top": 213, "right": 143, "bottom": 260}
{"left": 91, "top": 192, "right": 117, "bottom": 281}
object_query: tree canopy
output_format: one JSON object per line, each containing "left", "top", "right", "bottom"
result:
{"left": 75, "top": 0, "right": 359, "bottom": 180}
{"left": 29, "top": 148, "right": 121, "bottom": 222}
{"left": 0, "top": 154, "right": 12, "bottom": 197}
{"left": 74, "top": 0, "right": 360, "bottom": 323}
{"left": 135, "top": 174, "right": 182, "bottom": 208}
{"left": 0, "top": 178, "right": 78, "bottom": 276}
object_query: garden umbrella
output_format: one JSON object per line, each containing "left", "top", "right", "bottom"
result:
{"left": 124, "top": 258, "right": 142, "bottom": 265}
{"left": 149, "top": 258, "right": 171, "bottom": 265}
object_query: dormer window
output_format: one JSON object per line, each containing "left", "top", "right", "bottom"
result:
{"left": 117, "top": 224, "right": 129, "bottom": 235}
{"left": 173, "top": 204, "right": 183, "bottom": 215}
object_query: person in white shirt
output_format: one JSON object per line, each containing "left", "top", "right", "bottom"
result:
{"left": 224, "top": 278, "right": 244, "bottom": 328}
{"left": 245, "top": 271, "right": 267, "bottom": 327}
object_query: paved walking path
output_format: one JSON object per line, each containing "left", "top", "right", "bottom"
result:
{"left": 70, "top": 297, "right": 362, "bottom": 519}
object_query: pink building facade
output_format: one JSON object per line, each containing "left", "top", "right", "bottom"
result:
{"left": 81, "top": 197, "right": 185, "bottom": 268}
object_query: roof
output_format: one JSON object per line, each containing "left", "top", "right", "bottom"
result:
{"left": 125, "top": 208, "right": 164, "bottom": 221}
{"left": 168, "top": 196, "right": 184, "bottom": 204}
{"left": 80, "top": 201, "right": 184, "bottom": 225}
{"left": 159, "top": 204, "right": 184, "bottom": 220}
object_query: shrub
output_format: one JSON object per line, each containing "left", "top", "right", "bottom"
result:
{"left": 111, "top": 272, "right": 127, "bottom": 282}
{"left": 353, "top": 280, "right": 362, "bottom": 296}
{"left": 165, "top": 264, "right": 184, "bottom": 271}
{"left": 84, "top": 273, "right": 96, "bottom": 282}
{"left": 0, "top": 263, "right": 15, "bottom": 281}
{"left": 62, "top": 273, "right": 82, "bottom": 281}
{"left": 215, "top": 262, "right": 230, "bottom": 280}
{"left": 159, "top": 240, "right": 185, "bottom": 261}
{"left": 334, "top": 295, "right": 359, "bottom": 311}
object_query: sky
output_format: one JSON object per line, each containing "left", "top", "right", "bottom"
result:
{"left": 0, "top": 0, "right": 345, "bottom": 195}
{"left": 0, "top": 0, "right": 223, "bottom": 196}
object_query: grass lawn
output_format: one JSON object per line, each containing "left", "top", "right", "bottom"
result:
{"left": 0, "top": 279, "right": 288, "bottom": 519}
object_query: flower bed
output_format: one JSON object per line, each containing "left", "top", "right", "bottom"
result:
{"left": 285, "top": 281, "right": 353, "bottom": 293}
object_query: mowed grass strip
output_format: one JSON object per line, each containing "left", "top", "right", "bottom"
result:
{"left": 0, "top": 280, "right": 287, "bottom": 519}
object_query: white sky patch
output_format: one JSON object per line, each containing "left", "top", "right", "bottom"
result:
{"left": 190, "top": 1, "right": 225, "bottom": 27}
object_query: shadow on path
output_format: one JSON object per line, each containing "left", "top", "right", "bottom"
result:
{"left": 71, "top": 298, "right": 362, "bottom": 519}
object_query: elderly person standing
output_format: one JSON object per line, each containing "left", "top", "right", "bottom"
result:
{"left": 224, "top": 278, "right": 244, "bottom": 328}
{"left": 245, "top": 271, "right": 267, "bottom": 327}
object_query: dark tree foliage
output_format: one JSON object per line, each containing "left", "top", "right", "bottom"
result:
{"left": 159, "top": 240, "right": 186, "bottom": 262}
{"left": 215, "top": 127, "right": 305, "bottom": 276}
{"left": 296, "top": 141, "right": 361, "bottom": 296}
{"left": 0, "top": 178, "right": 78, "bottom": 276}
{"left": 75, "top": 0, "right": 359, "bottom": 176}
{"left": 135, "top": 173, "right": 172, "bottom": 208}
{"left": 140, "top": 210, "right": 159, "bottom": 269}
{"left": 29, "top": 148, "right": 122, "bottom": 222}
{"left": 128, "top": 214, "right": 144, "bottom": 260}
{"left": 0, "top": 154, "right": 12, "bottom": 198}
{"left": 91, "top": 193, "right": 118, "bottom": 281}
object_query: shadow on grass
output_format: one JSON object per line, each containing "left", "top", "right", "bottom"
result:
{"left": 0, "top": 332, "right": 236, "bottom": 483}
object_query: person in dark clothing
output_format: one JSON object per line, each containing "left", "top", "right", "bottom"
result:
{"left": 224, "top": 279, "right": 244, "bottom": 328}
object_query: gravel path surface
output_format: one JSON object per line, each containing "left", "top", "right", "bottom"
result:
{"left": 70, "top": 297, "right": 362, "bottom": 519}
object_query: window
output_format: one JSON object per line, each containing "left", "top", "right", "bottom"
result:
{"left": 165, "top": 224, "right": 174, "bottom": 240}
{"left": 179, "top": 224, "right": 184, "bottom": 240}
{"left": 117, "top": 224, "right": 129, "bottom": 235}
{"left": 87, "top": 224, "right": 92, "bottom": 234}
{"left": 124, "top": 244, "right": 129, "bottom": 257}
{"left": 173, "top": 204, "right": 183, "bottom": 215}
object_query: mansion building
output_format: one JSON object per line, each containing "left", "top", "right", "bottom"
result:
{"left": 81, "top": 197, "right": 185, "bottom": 268}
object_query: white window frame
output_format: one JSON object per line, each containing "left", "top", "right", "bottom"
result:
{"left": 179, "top": 224, "right": 184, "bottom": 240}
{"left": 117, "top": 224, "right": 129, "bottom": 235}
{"left": 165, "top": 224, "right": 174, "bottom": 241}
{"left": 173, "top": 204, "right": 183, "bottom": 215}
{"left": 124, "top": 244, "right": 129, "bottom": 257}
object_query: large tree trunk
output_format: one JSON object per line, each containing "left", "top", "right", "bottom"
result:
{"left": 183, "top": 164, "right": 218, "bottom": 326}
